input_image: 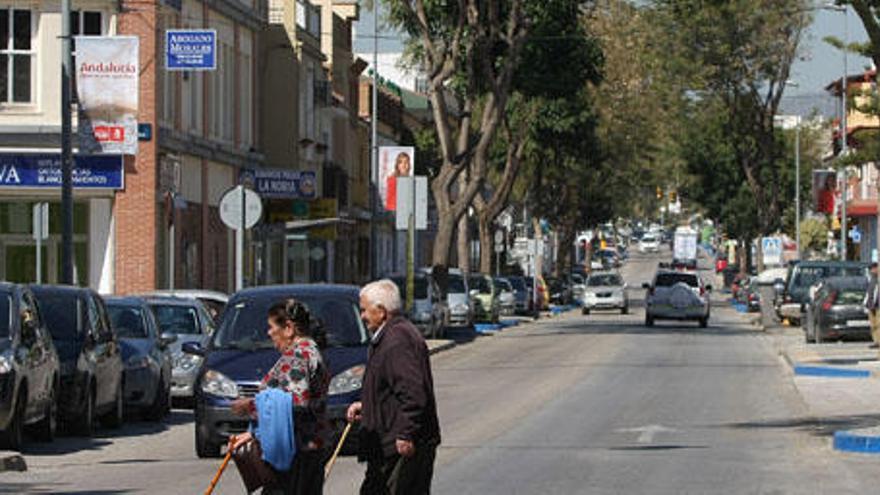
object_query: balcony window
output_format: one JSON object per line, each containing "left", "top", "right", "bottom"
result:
{"left": 0, "top": 9, "right": 34, "bottom": 104}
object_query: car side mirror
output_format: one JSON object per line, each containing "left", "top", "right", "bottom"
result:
{"left": 182, "top": 341, "right": 206, "bottom": 357}
{"left": 159, "top": 332, "right": 178, "bottom": 347}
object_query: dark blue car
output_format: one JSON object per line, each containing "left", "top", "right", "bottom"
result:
{"left": 105, "top": 297, "right": 176, "bottom": 420}
{"left": 184, "top": 285, "right": 369, "bottom": 457}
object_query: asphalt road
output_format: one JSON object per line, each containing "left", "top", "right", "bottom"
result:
{"left": 4, "top": 249, "right": 880, "bottom": 494}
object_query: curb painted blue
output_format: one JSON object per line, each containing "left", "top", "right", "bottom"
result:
{"left": 474, "top": 323, "right": 503, "bottom": 334}
{"left": 834, "top": 430, "right": 880, "bottom": 454}
{"left": 498, "top": 320, "right": 519, "bottom": 328}
{"left": 793, "top": 364, "right": 871, "bottom": 379}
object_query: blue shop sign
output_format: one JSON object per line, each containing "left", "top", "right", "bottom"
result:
{"left": 240, "top": 169, "right": 317, "bottom": 199}
{"left": 166, "top": 29, "right": 217, "bottom": 71}
{"left": 0, "top": 154, "right": 124, "bottom": 190}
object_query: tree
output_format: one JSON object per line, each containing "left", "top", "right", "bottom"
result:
{"left": 657, "top": 0, "right": 811, "bottom": 270}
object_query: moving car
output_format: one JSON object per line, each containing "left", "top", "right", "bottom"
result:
{"left": 803, "top": 277, "right": 871, "bottom": 343}
{"left": 186, "top": 285, "right": 369, "bottom": 457}
{"left": 643, "top": 270, "right": 711, "bottom": 327}
{"left": 30, "top": 285, "right": 125, "bottom": 434}
{"left": 581, "top": 271, "right": 629, "bottom": 314}
{"left": 0, "top": 283, "right": 60, "bottom": 449}
{"left": 777, "top": 261, "right": 869, "bottom": 326}
{"left": 446, "top": 269, "right": 474, "bottom": 328}
{"left": 469, "top": 273, "right": 500, "bottom": 323}
{"left": 639, "top": 234, "right": 661, "bottom": 253}
{"left": 105, "top": 297, "right": 176, "bottom": 419}
{"left": 494, "top": 277, "right": 517, "bottom": 316}
{"left": 390, "top": 272, "right": 448, "bottom": 338}
{"left": 144, "top": 297, "right": 216, "bottom": 404}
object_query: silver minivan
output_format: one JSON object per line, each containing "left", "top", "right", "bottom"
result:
{"left": 446, "top": 269, "right": 474, "bottom": 328}
{"left": 391, "top": 272, "right": 450, "bottom": 339}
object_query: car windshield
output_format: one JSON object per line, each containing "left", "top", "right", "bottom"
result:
{"left": 643, "top": 236, "right": 656, "bottom": 243}
{"left": 150, "top": 304, "right": 201, "bottom": 335}
{"left": 508, "top": 277, "right": 526, "bottom": 291}
{"left": 0, "top": 294, "right": 9, "bottom": 339}
{"left": 589, "top": 275, "right": 622, "bottom": 287}
{"left": 570, "top": 274, "right": 585, "bottom": 284}
{"left": 448, "top": 275, "right": 466, "bottom": 293}
{"left": 107, "top": 305, "right": 149, "bottom": 339}
{"left": 391, "top": 277, "right": 429, "bottom": 300}
{"left": 35, "top": 293, "right": 82, "bottom": 341}
{"left": 793, "top": 266, "right": 866, "bottom": 291}
{"left": 655, "top": 273, "right": 699, "bottom": 287}
{"left": 469, "top": 276, "right": 491, "bottom": 294}
{"left": 837, "top": 289, "right": 866, "bottom": 305}
{"left": 495, "top": 279, "right": 513, "bottom": 292}
{"left": 213, "top": 294, "right": 368, "bottom": 349}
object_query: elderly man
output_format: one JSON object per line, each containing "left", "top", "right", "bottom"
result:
{"left": 347, "top": 279, "right": 441, "bottom": 495}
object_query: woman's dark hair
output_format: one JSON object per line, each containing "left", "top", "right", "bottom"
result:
{"left": 268, "top": 299, "right": 311, "bottom": 336}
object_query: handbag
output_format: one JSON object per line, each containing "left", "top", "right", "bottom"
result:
{"left": 232, "top": 438, "right": 279, "bottom": 493}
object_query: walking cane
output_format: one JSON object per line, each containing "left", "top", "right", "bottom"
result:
{"left": 325, "top": 422, "right": 353, "bottom": 480}
{"left": 204, "top": 436, "right": 235, "bottom": 495}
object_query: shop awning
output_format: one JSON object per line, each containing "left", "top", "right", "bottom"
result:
{"left": 284, "top": 217, "right": 356, "bottom": 230}
{"left": 846, "top": 199, "right": 878, "bottom": 217}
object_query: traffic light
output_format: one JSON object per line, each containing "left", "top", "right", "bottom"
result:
{"left": 656, "top": 186, "right": 663, "bottom": 199}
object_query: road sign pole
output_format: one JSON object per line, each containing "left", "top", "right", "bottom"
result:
{"left": 237, "top": 186, "right": 245, "bottom": 291}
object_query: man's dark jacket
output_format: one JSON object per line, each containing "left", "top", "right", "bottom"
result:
{"left": 360, "top": 315, "right": 441, "bottom": 459}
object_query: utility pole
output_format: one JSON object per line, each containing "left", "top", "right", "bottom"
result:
{"left": 369, "top": 7, "right": 379, "bottom": 280}
{"left": 795, "top": 118, "right": 801, "bottom": 260}
{"left": 840, "top": 6, "right": 849, "bottom": 260}
{"left": 60, "top": 0, "right": 74, "bottom": 284}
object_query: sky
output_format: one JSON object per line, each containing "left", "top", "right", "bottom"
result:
{"left": 351, "top": 3, "right": 872, "bottom": 117}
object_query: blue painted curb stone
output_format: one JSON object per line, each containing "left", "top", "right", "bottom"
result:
{"left": 834, "top": 429, "right": 880, "bottom": 454}
{"left": 498, "top": 320, "right": 519, "bottom": 328}
{"left": 474, "top": 323, "right": 502, "bottom": 334}
{"left": 793, "top": 365, "right": 871, "bottom": 378}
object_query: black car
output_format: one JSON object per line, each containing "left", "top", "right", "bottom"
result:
{"left": 0, "top": 283, "right": 60, "bottom": 450}
{"left": 184, "top": 285, "right": 369, "bottom": 457}
{"left": 105, "top": 297, "right": 176, "bottom": 419}
{"left": 546, "top": 277, "right": 573, "bottom": 305}
{"left": 30, "top": 285, "right": 125, "bottom": 434}
{"left": 804, "top": 277, "right": 871, "bottom": 343}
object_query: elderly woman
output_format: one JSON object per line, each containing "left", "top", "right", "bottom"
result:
{"left": 230, "top": 299, "right": 330, "bottom": 495}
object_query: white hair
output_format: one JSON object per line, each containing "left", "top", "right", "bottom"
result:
{"left": 361, "top": 279, "right": 402, "bottom": 314}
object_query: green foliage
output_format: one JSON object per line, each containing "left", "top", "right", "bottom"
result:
{"left": 800, "top": 217, "right": 829, "bottom": 254}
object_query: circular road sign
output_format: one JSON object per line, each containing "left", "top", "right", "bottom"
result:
{"left": 220, "top": 185, "right": 263, "bottom": 230}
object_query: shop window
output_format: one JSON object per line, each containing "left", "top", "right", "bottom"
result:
{"left": 0, "top": 9, "right": 34, "bottom": 104}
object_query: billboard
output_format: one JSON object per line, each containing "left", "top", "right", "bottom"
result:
{"left": 75, "top": 36, "right": 140, "bottom": 155}
{"left": 165, "top": 30, "right": 217, "bottom": 71}
{"left": 813, "top": 169, "right": 838, "bottom": 215}
{"left": 379, "top": 146, "right": 414, "bottom": 211}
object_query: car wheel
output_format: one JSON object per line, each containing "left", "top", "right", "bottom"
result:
{"left": 621, "top": 306, "right": 629, "bottom": 315}
{"left": 195, "top": 411, "right": 221, "bottom": 458}
{"left": 582, "top": 308, "right": 590, "bottom": 315}
{"left": 699, "top": 317, "right": 708, "bottom": 328}
{"left": 76, "top": 385, "right": 96, "bottom": 436}
{"left": 102, "top": 380, "right": 124, "bottom": 429}
{"left": 146, "top": 377, "right": 169, "bottom": 421}
{"left": 645, "top": 315, "right": 655, "bottom": 327}
{"left": 0, "top": 390, "right": 25, "bottom": 451}
{"left": 33, "top": 384, "right": 57, "bottom": 442}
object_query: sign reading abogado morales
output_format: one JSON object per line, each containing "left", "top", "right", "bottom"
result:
{"left": 75, "top": 36, "right": 139, "bottom": 155}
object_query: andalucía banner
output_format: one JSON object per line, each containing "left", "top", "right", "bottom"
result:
{"left": 75, "top": 36, "right": 139, "bottom": 155}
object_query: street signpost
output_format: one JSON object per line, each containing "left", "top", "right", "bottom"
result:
{"left": 220, "top": 186, "right": 263, "bottom": 291}
{"left": 494, "top": 230, "right": 504, "bottom": 276}
{"left": 32, "top": 202, "right": 49, "bottom": 283}
{"left": 396, "top": 176, "right": 427, "bottom": 312}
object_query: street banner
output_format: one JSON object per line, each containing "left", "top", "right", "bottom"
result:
{"left": 813, "top": 169, "right": 837, "bottom": 215}
{"left": 75, "top": 36, "right": 139, "bottom": 155}
{"left": 379, "top": 146, "right": 414, "bottom": 211}
{"left": 165, "top": 30, "right": 217, "bottom": 71}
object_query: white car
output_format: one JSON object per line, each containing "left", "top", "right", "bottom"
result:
{"left": 639, "top": 235, "right": 660, "bottom": 253}
{"left": 581, "top": 271, "right": 629, "bottom": 314}
{"left": 643, "top": 270, "right": 711, "bottom": 327}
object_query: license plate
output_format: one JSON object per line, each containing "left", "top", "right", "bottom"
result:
{"left": 847, "top": 320, "right": 870, "bottom": 328}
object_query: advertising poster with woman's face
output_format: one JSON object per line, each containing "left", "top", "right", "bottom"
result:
{"left": 379, "top": 146, "right": 415, "bottom": 211}
{"left": 813, "top": 170, "right": 838, "bottom": 215}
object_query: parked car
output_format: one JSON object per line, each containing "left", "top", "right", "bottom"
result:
{"left": 643, "top": 270, "right": 711, "bottom": 327}
{"left": 446, "top": 269, "right": 474, "bottom": 328}
{"left": 506, "top": 275, "right": 535, "bottom": 316}
{"left": 30, "top": 285, "right": 125, "bottom": 434}
{"left": 146, "top": 290, "right": 228, "bottom": 323}
{"left": 389, "top": 272, "right": 448, "bottom": 338}
{"left": 185, "top": 285, "right": 369, "bottom": 458}
{"left": 568, "top": 273, "right": 587, "bottom": 305}
{"left": 469, "top": 273, "right": 500, "bottom": 323}
{"left": 494, "top": 277, "right": 517, "bottom": 316}
{"left": 0, "top": 283, "right": 60, "bottom": 449}
{"left": 105, "top": 297, "right": 176, "bottom": 419}
{"left": 639, "top": 234, "right": 661, "bottom": 253}
{"left": 582, "top": 271, "right": 629, "bottom": 315}
{"left": 777, "top": 261, "right": 869, "bottom": 326}
{"left": 545, "top": 277, "right": 573, "bottom": 306}
{"left": 803, "top": 277, "right": 871, "bottom": 343}
{"left": 144, "top": 297, "right": 216, "bottom": 404}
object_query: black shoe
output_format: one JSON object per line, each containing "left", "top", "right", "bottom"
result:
{"left": 870, "top": 344, "right": 879, "bottom": 349}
